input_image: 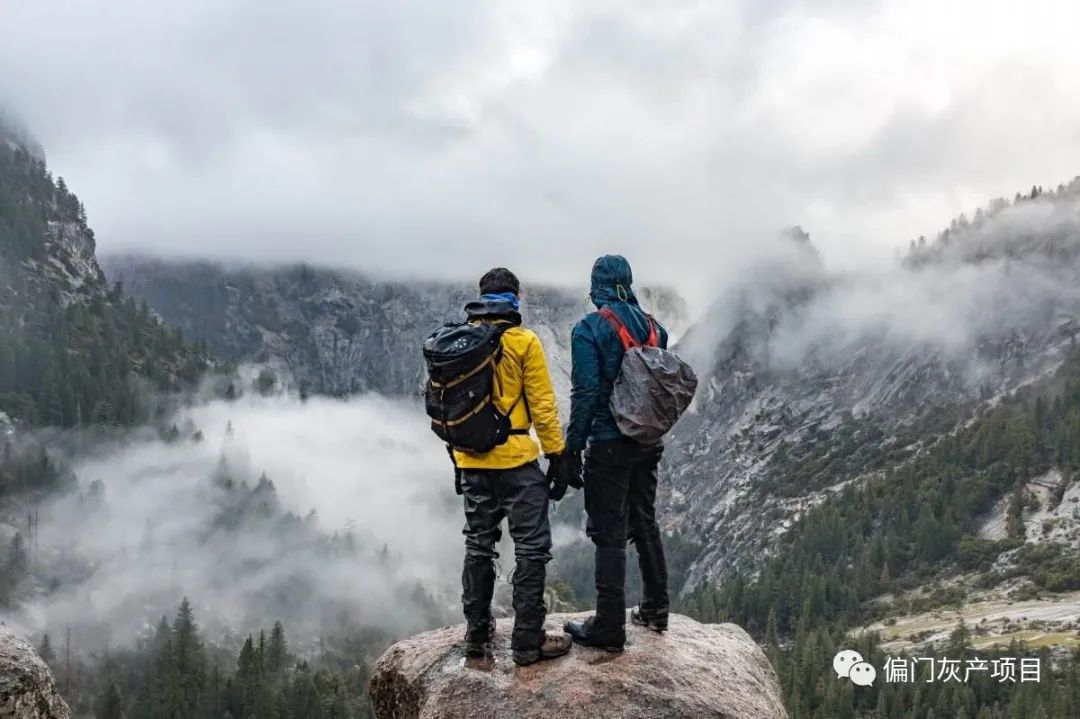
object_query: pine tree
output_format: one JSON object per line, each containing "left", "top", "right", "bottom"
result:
{"left": 267, "top": 622, "right": 288, "bottom": 675}
{"left": 7, "top": 532, "right": 27, "bottom": 577}
{"left": 38, "top": 633, "right": 55, "bottom": 665}
{"left": 255, "top": 369, "right": 277, "bottom": 396}
{"left": 236, "top": 635, "right": 270, "bottom": 716}
{"left": 96, "top": 680, "right": 124, "bottom": 719}
{"left": 168, "top": 597, "right": 207, "bottom": 717}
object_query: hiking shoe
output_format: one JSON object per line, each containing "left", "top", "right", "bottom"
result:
{"left": 564, "top": 617, "right": 625, "bottom": 653}
{"left": 512, "top": 633, "right": 572, "bottom": 666}
{"left": 463, "top": 618, "right": 496, "bottom": 657}
{"left": 630, "top": 607, "right": 668, "bottom": 633}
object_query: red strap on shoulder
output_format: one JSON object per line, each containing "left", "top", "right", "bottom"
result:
{"left": 644, "top": 315, "right": 658, "bottom": 347}
{"left": 598, "top": 308, "right": 658, "bottom": 350}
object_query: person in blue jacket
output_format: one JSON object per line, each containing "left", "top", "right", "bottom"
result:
{"left": 562, "top": 255, "right": 671, "bottom": 652}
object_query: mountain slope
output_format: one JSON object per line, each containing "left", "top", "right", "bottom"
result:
{"left": 664, "top": 182, "right": 1080, "bottom": 590}
{"left": 0, "top": 127, "right": 210, "bottom": 428}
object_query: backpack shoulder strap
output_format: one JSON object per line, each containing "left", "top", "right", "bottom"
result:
{"left": 598, "top": 307, "right": 658, "bottom": 349}
{"left": 644, "top": 314, "right": 659, "bottom": 347}
{"left": 598, "top": 307, "right": 636, "bottom": 350}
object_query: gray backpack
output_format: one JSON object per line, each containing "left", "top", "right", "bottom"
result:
{"left": 599, "top": 308, "right": 698, "bottom": 443}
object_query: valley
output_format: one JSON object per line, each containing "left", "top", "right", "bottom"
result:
{"left": 6, "top": 115, "right": 1080, "bottom": 716}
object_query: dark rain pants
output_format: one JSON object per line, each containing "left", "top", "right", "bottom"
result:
{"left": 460, "top": 461, "right": 552, "bottom": 651}
{"left": 584, "top": 438, "right": 668, "bottom": 633}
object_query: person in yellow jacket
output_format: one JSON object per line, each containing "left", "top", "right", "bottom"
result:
{"left": 456, "top": 267, "right": 575, "bottom": 666}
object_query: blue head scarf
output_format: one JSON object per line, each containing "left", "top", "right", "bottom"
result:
{"left": 480, "top": 292, "right": 520, "bottom": 311}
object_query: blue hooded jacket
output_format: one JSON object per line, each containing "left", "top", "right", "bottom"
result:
{"left": 565, "top": 255, "right": 669, "bottom": 452}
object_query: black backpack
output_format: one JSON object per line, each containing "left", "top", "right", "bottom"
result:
{"left": 423, "top": 321, "right": 527, "bottom": 453}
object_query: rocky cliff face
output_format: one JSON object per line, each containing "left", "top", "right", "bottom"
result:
{"left": 0, "top": 196, "right": 104, "bottom": 312}
{"left": 368, "top": 612, "right": 787, "bottom": 719}
{"left": 663, "top": 185, "right": 1080, "bottom": 589}
{"left": 0, "top": 112, "right": 98, "bottom": 302}
{"left": 0, "top": 626, "right": 70, "bottom": 719}
{"left": 99, "top": 255, "right": 689, "bottom": 404}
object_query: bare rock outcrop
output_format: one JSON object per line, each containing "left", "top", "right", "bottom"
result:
{"left": 369, "top": 612, "right": 788, "bottom": 719}
{"left": 0, "top": 625, "right": 71, "bottom": 719}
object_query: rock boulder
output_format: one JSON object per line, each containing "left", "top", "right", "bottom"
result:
{"left": 369, "top": 612, "right": 788, "bottom": 719}
{"left": 0, "top": 625, "right": 71, "bottom": 718}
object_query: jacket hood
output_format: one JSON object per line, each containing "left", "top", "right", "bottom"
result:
{"left": 464, "top": 297, "right": 522, "bottom": 324}
{"left": 589, "top": 254, "right": 637, "bottom": 307}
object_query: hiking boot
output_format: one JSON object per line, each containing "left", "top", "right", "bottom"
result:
{"left": 463, "top": 617, "right": 496, "bottom": 657}
{"left": 512, "top": 632, "right": 572, "bottom": 666}
{"left": 632, "top": 530, "right": 669, "bottom": 629}
{"left": 564, "top": 616, "right": 625, "bottom": 653}
{"left": 630, "top": 607, "right": 668, "bottom": 633}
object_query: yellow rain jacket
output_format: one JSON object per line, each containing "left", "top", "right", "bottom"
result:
{"left": 453, "top": 320, "right": 565, "bottom": 469}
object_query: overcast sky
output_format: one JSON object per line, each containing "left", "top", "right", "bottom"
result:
{"left": 3, "top": 0, "right": 1080, "bottom": 300}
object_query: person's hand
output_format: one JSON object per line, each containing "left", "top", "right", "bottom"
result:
{"left": 546, "top": 452, "right": 569, "bottom": 500}
{"left": 563, "top": 451, "right": 583, "bottom": 489}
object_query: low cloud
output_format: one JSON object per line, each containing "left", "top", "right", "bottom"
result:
{"left": 6, "top": 393, "right": 469, "bottom": 651}
{"left": 682, "top": 190, "right": 1080, "bottom": 385}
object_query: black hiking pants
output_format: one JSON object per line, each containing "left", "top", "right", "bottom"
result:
{"left": 583, "top": 438, "right": 668, "bottom": 633}
{"left": 460, "top": 461, "right": 552, "bottom": 651}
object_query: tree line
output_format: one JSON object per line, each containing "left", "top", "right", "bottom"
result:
{"left": 44, "top": 598, "right": 375, "bottom": 719}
